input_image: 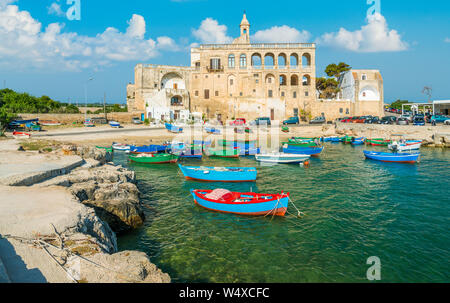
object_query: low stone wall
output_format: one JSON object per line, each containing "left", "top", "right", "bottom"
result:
{"left": 17, "top": 113, "right": 137, "bottom": 124}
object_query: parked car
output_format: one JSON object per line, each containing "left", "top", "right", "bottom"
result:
{"left": 400, "top": 114, "right": 412, "bottom": 122}
{"left": 309, "top": 116, "right": 326, "bottom": 124}
{"left": 444, "top": 119, "right": 450, "bottom": 125}
{"left": 91, "top": 117, "right": 107, "bottom": 124}
{"left": 251, "top": 117, "right": 271, "bottom": 126}
{"left": 283, "top": 116, "right": 299, "bottom": 125}
{"left": 380, "top": 116, "right": 397, "bottom": 124}
{"left": 431, "top": 115, "right": 449, "bottom": 124}
{"left": 353, "top": 116, "right": 367, "bottom": 123}
{"left": 365, "top": 116, "right": 380, "bottom": 124}
{"left": 413, "top": 117, "right": 425, "bottom": 126}
{"left": 132, "top": 117, "right": 143, "bottom": 124}
{"left": 341, "top": 117, "right": 354, "bottom": 123}
{"left": 229, "top": 118, "right": 246, "bottom": 126}
{"left": 337, "top": 117, "right": 349, "bottom": 122}
{"left": 396, "top": 117, "right": 409, "bottom": 125}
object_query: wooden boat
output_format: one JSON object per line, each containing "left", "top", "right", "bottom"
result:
{"left": 282, "top": 126, "right": 289, "bottom": 133}
{"left": 366, "top": 138, "right": 391, "bottom": 146}
{"left": 190, "top": 189, "right": 289, "bottom": 216}
{"left": 207, "top": 147, "right": 240, "bottom": 158}
{"left": 129, "top": 145, "right": 170, "bottom": 154}
{"left": 343, "top": 136, "right": 354, "bottom": 144}
{"left": 219, "top": 139, "right": 258, "bottom": 147}
{"left": 388, "top": 141, "right": 422, "bottom": 151}
{"left": 96, "top": 146, "right": 113, "bottom": 153}
{"left": 205, "top": 127, "right": 221, "bottom": 135}
{"left": 239, "top": 147, "right": 260, "bottom": 156}
{"left": 363, "top": 151, "right": 420, "bottom": 163}
{"left": 9, "top": 119, "right": 38, "bottom": 127}
{"left": 282, "top": 146, "right": 324, "bottom": 157}
{"left": 289, "top": 137, "right": 316, "bottom": 143}
{"left": 12, "top": 131, "right": 31, "bottom": 139}
{"left": 179, "top": 164, "right": 257, "bottom": 182}
{"left": 330, "top": 137, "right": 343, "bottom": 143}
{"left": 351, "top": 137, "right": 366, "bottom": 145}
{"left": 165, "top": 123, "right": 183, "bottom": 133}
{"left": 112, "top": 143, "right": 130, "bottom": 151}
{"left": 322, "top": 136, "right": 340, "bottom": 142}
{"left": 171, "top": 143, "right": 203, "bottom": 159}
{"left": 255, "top": 153, "right": 310, "bottom": 164}
{"left": 39, "top": 120, "right": 62, "bottom": 126}
{"left": 129, "top": 153, "right": 178, "bottom": 164}
{"left": 283, "top": 141, "right": 318, "bottom": 148}
{"left": 109, "top": 121, "right": 121, "bottom": 128}
{"left": 26, "top": 122, "right": 41, "bottom": 132}
{"left": 84, "top": 120, "right": 95, "bottom": 127}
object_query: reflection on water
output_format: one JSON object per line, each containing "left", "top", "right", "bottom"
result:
{"left": 115, "top": 144, "right": 450, "bottom": 282}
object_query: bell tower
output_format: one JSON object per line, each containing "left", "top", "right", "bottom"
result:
{"left": 240, "top": 13, "right": 250, "bottom": 43}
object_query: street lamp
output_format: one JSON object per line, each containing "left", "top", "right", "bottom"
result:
{"left": 84, "top": 77, "right": 94, "bottom": 124}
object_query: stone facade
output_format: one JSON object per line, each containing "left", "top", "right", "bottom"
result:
{"left": 127, "top": 14, "right": 384, "bottom": 122}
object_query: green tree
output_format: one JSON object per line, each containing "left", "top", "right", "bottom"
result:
{"left": 316, "top": 62, "right": 352, "bottom": 99}
{"left": 325, "top": 62, "right": 351, "bottom": 79}
{"left": 390, "top": 100, "right": 410, "bottom": 110}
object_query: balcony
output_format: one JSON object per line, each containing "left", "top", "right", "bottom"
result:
{"left": 206, "top": 66, "right": 224, "bottom": 72}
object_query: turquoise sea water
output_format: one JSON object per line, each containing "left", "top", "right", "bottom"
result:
{"left": 115, "top": 144, "right": 450, "bottom": 283}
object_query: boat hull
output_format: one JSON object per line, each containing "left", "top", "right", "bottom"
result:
{"left": 256, "top": 153, "right": 310, "bottom": 164}
{"left": 191, "top": 190, "right": 289, "bottom": 216}
{"left": 179, "top": 165, "right": 257, "bottom": 182}
{"left": 282, "top": 146, "right": 324, "bottom": 156}
{"left": 363, "top": 151, "right": 420, "bottom": 163}
{"left": 129, "top": 154, "right": 178, "bottom": 164}
{"left": 165, "top": 123, "right": 183, "bottom": 133}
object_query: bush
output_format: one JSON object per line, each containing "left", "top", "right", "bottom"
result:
{"left": 144, "top": 118, "right": 149, "bottom": 125}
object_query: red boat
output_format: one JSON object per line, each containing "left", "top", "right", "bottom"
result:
{"left": 12, "top": 131, "right": 31, "bottom": 139}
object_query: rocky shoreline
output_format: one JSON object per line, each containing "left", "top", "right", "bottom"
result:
{"left": 0, "top": 142, "right": 170, "bottom": 283}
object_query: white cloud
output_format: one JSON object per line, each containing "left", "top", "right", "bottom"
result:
{"left": 252, "top": 25, "right": 311, "bottom": 43}
{"left": 0, "top": 2, "right": 179, "bottom": 71}
{"left": 48, "top": 2, "right": 64, "bottom": 17}
{"left": 316, "top": 13, "right": 408, "bottom": 52}
{"left": 192, "top": 18, "right": 232, "bottom": 44}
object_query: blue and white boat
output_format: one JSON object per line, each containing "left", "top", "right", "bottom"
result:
{"left": 129, "top": 145, "right": 170, "bottom": 154}
{"left": 351, "top": 137, "right": 366, "bottom": 145}
{"left": 190, "top": 189, "right": 289, "bottom": 216}
{"left": 255, "top": 153, "right": 310, "bottom": 164}
{"left": 205, "top": 127, "right": 221, "bottom": 135}
{"left": 179, "top": 164, "right": 257, "bottom": 182}
{"left": 109, "top": 121, "right": 121, "bottom": 128}
{"left": 112, "top": 143, "right": 130, "bottom": 151}
{"left": 171, "top": 142, "right": 203, "bottom": 159}
{"left": 165, "top": 123, "right": 183, "bottom": 133}
{"left": 363, "top": 151, "right": 420, "bottom": 163}
{"left": 282, "top": 146, "right": 324, "bottom": 156}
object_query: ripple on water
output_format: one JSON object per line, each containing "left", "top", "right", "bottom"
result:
{"left": 115, "top": 145, "right": 450, "bottom": 282}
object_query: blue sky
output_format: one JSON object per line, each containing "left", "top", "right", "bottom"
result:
{"left": 0, "top": 0, "right": 449, "bottom": 104}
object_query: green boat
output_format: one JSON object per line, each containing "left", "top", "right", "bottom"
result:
{"left": 281, "top": 126, "right": 290, "bottom": 133}
{"left": 207, "top": 147, "right": 241, "bottom": 158}
{"left": 366, "top": 138, "right": 391, "bottom": 146}
{"left": 96, "top": 146, "right": 113, "bottom": 153}
{"left": 343, "top": 136, "right": 354, "bottom": 144}
{"left": 129, "top": 153, "right": 178, "bottom": 164}
{"left": 288, "top": 137, "right": 318, "bottom": 144}
{"left": 282, "top": 141, "right": 318, "bottom": 148}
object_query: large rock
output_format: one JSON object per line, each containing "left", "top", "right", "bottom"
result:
{"left": 66, "top": 251, "right": 170, "bottom": 283}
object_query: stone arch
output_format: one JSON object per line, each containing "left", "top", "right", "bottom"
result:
{"left": 302, "top": 53, "right": 311, "bottom": 67}
{"left": 265, "top": 73, "right": 275, "bottom": 84}
{"left": 302, "top": 74, "right": 311, "bottom": 86}
{"left": 280, "top": 74, "right": 287, "bottom": 86}
{"left": 251, "top": 53, "right": 262, "bottom": 68}
{"left": 290, "top": 53, "right": 299, "bottom": 67}
{"left": 170, "top": 95, "right": 183, "bottom": 106}
{"left": 264, "top": 53, "right": 275, "bottom": 68}
{"left": 161, "top": 72, "right": 185, "bottom": 90}
{"left": 359, "top": 85, "right": 380, "bottom": 101}
{"left": 291, "top": 75, "right": 299, "bottom": 86}
{"left": 278, "top": 53, "right": 287, "bottom": 68}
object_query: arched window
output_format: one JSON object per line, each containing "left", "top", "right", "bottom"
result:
{"left": 280, "top": 75, "right": 287, "bottom": 86}
{"left": 264, "top": 53, "right": 275, "bottom": 69}
{"left": 228, "top": 54, "right": 235, "bottom": 68}
{"left": 302, "top": 75, "right": 311, "bottom": 86}
{"left": 290, "top": 54, "right": 298, "bottom": 67}
{"left": 278, "top": 53, "right": 287, "bottom": 68}
{"left": 362, "top": 74, "right": 367, "bottom": 81}
{"left": 251, "top": 53, "right": 262, "bottom": 69}
{"left": 302, "top": 53, "right": 311, "bottom": 67}
{"left": 265, "top": 74, "right": 275, "bottom": 84}
{"left": 291, "top": 75, "right": 298, "bottom": 86}
{"left": 240, "top": 54, "right": 247, "bottom": 68}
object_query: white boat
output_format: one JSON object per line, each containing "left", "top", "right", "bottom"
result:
{"left": 112, "top": 143, "right": 130, "bottom": 151}
{"left": 255, "top": 153, "right": 311, "bottom": 164}
{"left": 388, "top": 141, "right": 422, "bottom": 151}
{"left": 109, "top": 121, "right": 121, "bottom": 128}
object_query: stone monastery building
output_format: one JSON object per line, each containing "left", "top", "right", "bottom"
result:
{"left": 127, "top": 14, "right": 384, "bottom": 123}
